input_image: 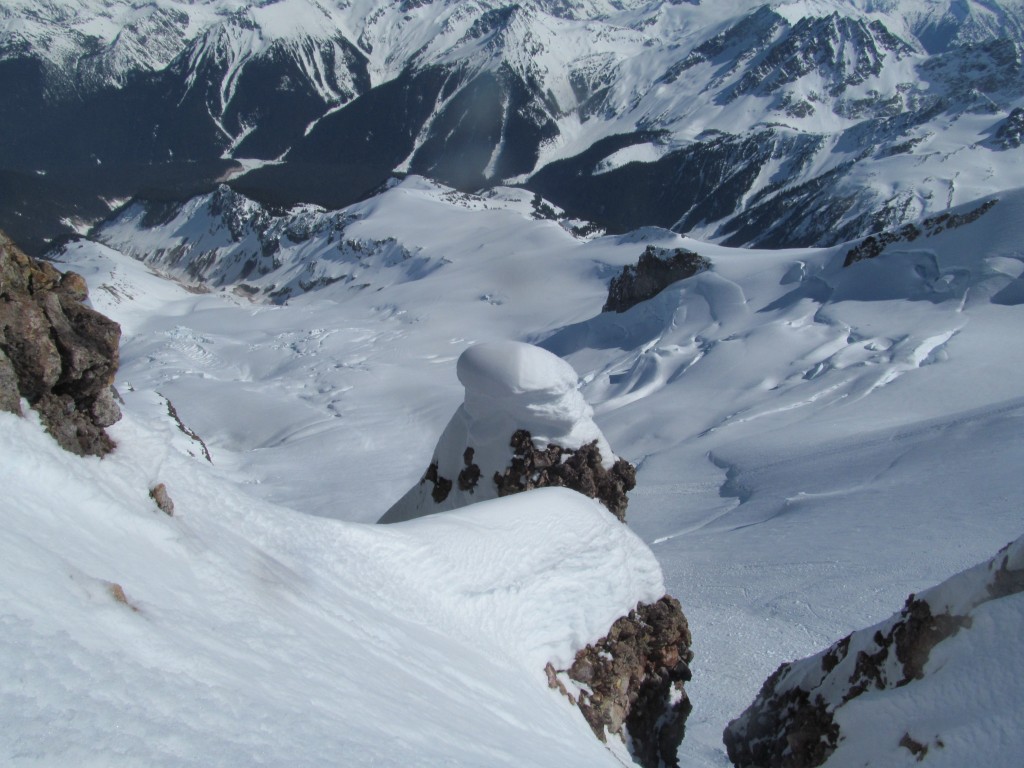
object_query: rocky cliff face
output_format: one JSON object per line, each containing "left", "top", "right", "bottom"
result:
{"left": 552, "top": 596, "right": 694, "bottom": 768}
{"left": 0, "top": 231, "right": 121, "bottom": 455}
{"left": 723, "top": 535, "right": 1024, "bottom": 768}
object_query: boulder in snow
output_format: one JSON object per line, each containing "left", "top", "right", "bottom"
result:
{"left": 603, "top": 245, "right": 711, "bottom": 313}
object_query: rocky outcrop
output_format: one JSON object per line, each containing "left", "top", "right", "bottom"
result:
{"left": 603, "top": 246, "right": 712, "bottom": 313}
{"left": 494, "top": 428, "right": 636, "bottom": 522}
{"left": 988, "top": 107, "right": 1024, "bottom": 149}
{"left": 842, "top": 199, "right": 998, "bottom": 266}
{"left": 0, "top": 231, "right": 121, "bottom": 455}
{"left": 553, "top": 596, "right": 694, "bottom": 768}
{"left": 723, "top": 535, "right": 1024, "bottom": 768}
{"left": 379, "top": 341, "right": 693, "bottom": 765}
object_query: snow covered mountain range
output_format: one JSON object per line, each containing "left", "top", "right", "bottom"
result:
{"left": 3, "top": 1, "right": 1024, "bottom": 766}
{"left": 4, "top": 0, "right": 1024, "bottom": 253}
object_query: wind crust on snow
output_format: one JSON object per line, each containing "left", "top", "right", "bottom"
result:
{"left": 723, "top": 534, "right": 1024, "bottom": 768}
{"left": 0, "top": 402, "right": 669, "bottom": 766}
{"left": 380, "top": 341, "right": 624, "bottom": 523}
{"left": 0, "top": 230, "right": 121, "bottom": 455}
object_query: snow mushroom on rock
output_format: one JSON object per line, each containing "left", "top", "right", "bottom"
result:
{"left": 379, "top": 341, "right": 692, "bottom": 766}
{"left": 379, "top": 340, "right": 630, "bottom": 522}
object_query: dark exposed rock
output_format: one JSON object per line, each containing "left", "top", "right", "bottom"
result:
{"left": 723, "top": 677, "right": 839, "bottom": 768}
{"left": 989, "top": 107, "right": 1024, "bottom": 149}
{"left": 457, "top": 447, "right": 481, "bottom": 492}
{"left": 890, "top": 597, "right": 971, "bottom": 685}
{"left": 0, "top": 348, "right": 21, "bottom": 414}
{"left": 843, "top": 199, "right": 998, "bottom": 267}
{"left": 551, "top": 596, "right": 693, "bottom": 768}
{"left": 724, "top": 536, "right": 1024, "bottom": 768}
{"left": 603, "top": 246, "right": 712, "bottom": 314}
{"left": 0, "top": 230, "right": 121, "bottom": 455}
{"left": 899, "top": 732, "right": 929, "bottom": 761}
{"left": 421, "top": 461, "right": 453, "bottom": 503}
{"left": 492, "top": 429, "right": 636, "bottom": 521}
{"left": 162, "top": 395, "right": 213, "bottom": 463}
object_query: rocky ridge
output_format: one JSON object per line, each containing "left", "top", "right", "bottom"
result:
{"left": 552, "top": 596, "right": 694, "bottom": 768}
{"left": 723, "top": 534, "right": 1024, "bottom": 768}
{"left": 0, "top": 231, "right": 121, "bottom": 455}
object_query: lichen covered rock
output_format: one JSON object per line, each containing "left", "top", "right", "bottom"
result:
{"left": 0, "top": 230, "right": 121, "bottom": 455}
{"left": 552, "top": 596, "right": 694, "bottom": 768}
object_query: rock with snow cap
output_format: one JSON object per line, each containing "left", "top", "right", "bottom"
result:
{"left": 379, "top": 340, "right": 630, "bottom": 523}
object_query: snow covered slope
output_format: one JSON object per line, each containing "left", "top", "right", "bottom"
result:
{"left": 1, "top": 368, "right": 665, "bottom": 767}
{"left": 40, "top": 174, "right": 1024, "bottom": 765}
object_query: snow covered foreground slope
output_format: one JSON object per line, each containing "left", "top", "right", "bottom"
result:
{"left": 38, "top": 175, "right": 1024, "bottom": 765}
{"left": 0, "top": 404, "right": 664, "bottom": 766}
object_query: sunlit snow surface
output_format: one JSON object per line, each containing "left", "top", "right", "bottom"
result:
{"left": 0, "top": 407, "right": 660, "bottom": 766}
{"left": 12, "top": 176, "right": 1024, "bottom": 765}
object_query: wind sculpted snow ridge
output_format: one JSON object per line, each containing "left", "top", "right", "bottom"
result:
{"left": 0, "top": 400, "right": 665, "bottom": 766}
{"left": 723, "top": 535, "right": 1024, "bottom": 768}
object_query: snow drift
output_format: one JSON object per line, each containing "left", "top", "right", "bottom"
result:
{"left": 0, "top": 403, "right": 667, "bottom": 767}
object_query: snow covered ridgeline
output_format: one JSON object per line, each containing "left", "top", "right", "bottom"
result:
{"left": 723, "top": 536, "right": 1024, "bottom": 768}
{"left": 380, "top": 341, "right": 636, "bottom": 523}
{"left": 0, "top": 238, "right": 689, "bottom": 766}
{"left": 95, "top": 184, "right": 436, "bottom": 302}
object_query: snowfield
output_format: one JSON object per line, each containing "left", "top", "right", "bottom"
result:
{"left": 5, "top": 174, "right": 1024, "bottom": 765}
